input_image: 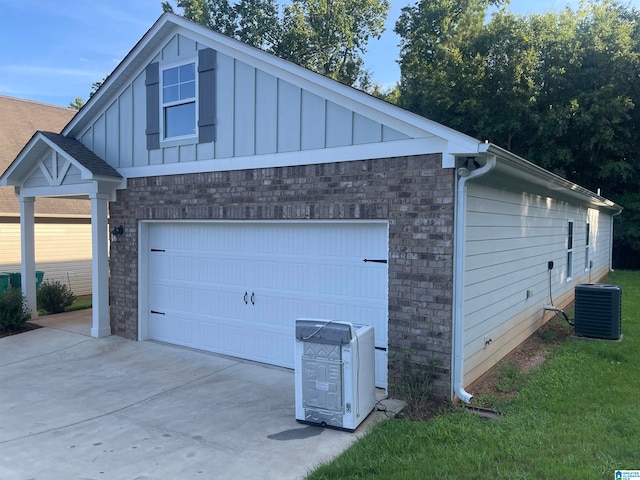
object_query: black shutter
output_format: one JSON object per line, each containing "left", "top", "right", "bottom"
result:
{"left": 198, "top": 48, "right": 216, "bottom": 143}
{"left": 145, "top": 62, "right": 160, "bottom": 150}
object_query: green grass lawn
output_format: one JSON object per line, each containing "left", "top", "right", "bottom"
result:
{"left": 307, "top": 270, "right": 640, "bottom": 480}
{"left": 64, "top": 295, "right": 92, "bottom": 312}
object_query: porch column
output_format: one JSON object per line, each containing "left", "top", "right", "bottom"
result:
{"left": 90, "top": 193, "right": 111, "bottom": 337}
{"left": 19, "top": 196, "right": 37, "bottom": 318}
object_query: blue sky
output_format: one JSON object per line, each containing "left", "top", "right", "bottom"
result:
{"left": 0, "top": 0, "right": 635, "bottom": 107}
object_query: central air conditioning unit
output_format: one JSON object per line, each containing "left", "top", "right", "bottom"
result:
{"left": 294, "top": 319, "right": 375, "bottom": 432}
{"left": 574, "top": 284, "right": 622, "bottom": 340}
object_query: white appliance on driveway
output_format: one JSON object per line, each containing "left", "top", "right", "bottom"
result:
{"left": 294, "top": 318, "right": 376, "bottom": 431}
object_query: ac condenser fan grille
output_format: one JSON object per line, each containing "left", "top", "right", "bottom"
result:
{"left": 574, "top": 284, "right": 622, "bottom": 340}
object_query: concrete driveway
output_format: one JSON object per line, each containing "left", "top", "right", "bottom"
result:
{"left": 0, "top": 313, "right": 401, "bottom": 480}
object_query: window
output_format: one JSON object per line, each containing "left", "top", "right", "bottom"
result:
{"left": 162, "top": 62, "right": 196, "bottom": 139}
{"left": 585, "top": 222, "right": 590, "bottom": 271}
{"left": 567, "top": 221, "right": 574, "bottom": 281}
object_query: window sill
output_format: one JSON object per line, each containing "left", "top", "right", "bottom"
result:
{"left": 160, "top": 135, "right": 198, "bottom": 149}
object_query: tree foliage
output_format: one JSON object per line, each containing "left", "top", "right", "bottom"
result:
{"left": 161, "top": 0, "right": 389, "bottom": 88}
{"left": 68, "top": 97, "right": 85, "bottom": 110}
{"left": 396, "top": 0, "right": 640, "bottom": 268}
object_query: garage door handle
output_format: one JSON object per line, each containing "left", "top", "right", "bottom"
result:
{"left": 150, "top": 310, "right": 165, "bottom": 315}
{"left": 244, "top": 291, "right": 248, "bottom": 305}
{"left": 250, "top": 292, "right": 255, "bottom": 305}
{"left": 363, "top": 259, "right": 387, "bottom": 264}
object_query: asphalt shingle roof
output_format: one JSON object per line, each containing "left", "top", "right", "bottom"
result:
{"left": 0, "top": 95, "right": 89, "bottom": 216}
{"left": 40, "top": 131, "right": 121, "bottom": 179}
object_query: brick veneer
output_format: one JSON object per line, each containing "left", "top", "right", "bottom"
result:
{"left": 109, "top": 154, "right": 456, "bottom": 398}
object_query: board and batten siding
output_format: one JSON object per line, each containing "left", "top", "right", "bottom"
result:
{"left": 0, "top": 222, "right": 92, "bottom": 296}
{"left": 78, "top": 33, "right": 409, "bottom": 170}
{"left": 462, "top": 182, "right": 613, "bottom": 385}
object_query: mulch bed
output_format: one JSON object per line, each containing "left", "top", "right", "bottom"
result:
{"left": 0, "top": 322, "right": 42, "bottom": 339}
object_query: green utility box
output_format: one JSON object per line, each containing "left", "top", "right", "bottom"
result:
{"left": 6, "top": 271, "right": 45, "bottom": 290}
{"left": 8, "top": 272, "right": 21, "bottom": 290}
{"left": 0, "top": 273, "right": 9, "bottom": 292}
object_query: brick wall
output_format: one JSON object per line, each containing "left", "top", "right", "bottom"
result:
{"left": 109, "top": 154, "right": 456, "bottom": 399}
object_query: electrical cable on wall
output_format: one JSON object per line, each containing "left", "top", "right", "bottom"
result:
{"left": 545, "top": 261, "right": 574, "bottom": 327}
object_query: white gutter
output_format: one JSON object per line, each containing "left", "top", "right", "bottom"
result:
{"left": 452, "top": 154, "right": 496, "bottom": 403}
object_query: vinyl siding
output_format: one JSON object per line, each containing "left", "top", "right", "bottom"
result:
{"left": 0, "top": 222, "right": 92, "bottom": 296}
{"left": 463, "top": 182, "right": 613, "bottom": 386}
{"left": 22, "top": 152, "right": 86, "bottom": 188}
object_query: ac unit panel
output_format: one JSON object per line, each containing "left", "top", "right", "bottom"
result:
{"left": 574, "top": 284, "right": 622, "bottom": 340}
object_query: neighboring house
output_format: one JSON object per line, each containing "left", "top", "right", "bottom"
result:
{"left": 1, "top": 14, "right": 622, "bottom": 401}
{"left": 0, "top": 95, "right": 92, "bottom": 296}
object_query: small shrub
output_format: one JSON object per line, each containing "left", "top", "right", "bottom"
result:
{"left": 37, "top": 280, "right": 76, "bottom": 314}
{"left": 0, "top": 288, "right": 31, "bottom": 331}
{"left": 390, "top": 349, "right": 439, "bottom": 420}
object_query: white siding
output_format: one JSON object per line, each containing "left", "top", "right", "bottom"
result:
{"left": 255, "top": 70, "right": 277, "bottom": 154}
{"left": 463, "top": 182, "right": 614, "bottom": 385}
{"left": 118, "top": 86, "right": 134, "bottom": 168}
{"left": 23, "top": 168, "right": 48, "bottom": 188}
{"left": 75, "top": 33, "right": 409, "bottom": 170}
{"left": 326, "top": 102, "right": 353, "bottom": 148}
{"left": 22, "top": 153, "right": 88, "bottom": 188}
{"left": 216, "top": 52, "right": 235, "bottom": 158}
{"left": 60, "top": 166, "right": 84, "bottom": 185}
{"left": 106, "top": 101, "right": 119, "bottom": 165}
{"left": 234, "top": 61, "right": 256, "bottom": 157}
{"left": 93, "top": 114, "right": 106, "bottom": 160}
{"left": 0, "top": 222, "right": 92, "bottom": 296}
{"left": 277, "top": 80, "right": 301, "bottom": 152}
{"left": 301, "top": 90, "right": 325, "bottom": 150}
{"left": 132, "top": 73, "right": 148, "bottom": 166}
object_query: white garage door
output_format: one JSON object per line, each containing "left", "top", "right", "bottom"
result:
{"left": 145, "top": 221, "right": 388, "bottom": 388}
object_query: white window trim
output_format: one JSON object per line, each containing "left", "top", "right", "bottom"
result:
{"left": 160, "top": 59, "right": 198, "bottom": 144}
{"left": 585, "top": 220, "right": 590, "bottom": 272}
{"left": 567, "top": 219, "right": 574, "bottom": 282}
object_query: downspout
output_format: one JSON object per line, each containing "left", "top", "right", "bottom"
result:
{"left": 609, "top": 209, "right": 623, "bottom": 271}
{"left": 452, "top": 155, "right": 497, "bottom": 403}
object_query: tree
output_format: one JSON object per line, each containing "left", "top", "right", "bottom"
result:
{"left": 395, "top": 0, "right": 640, "bottom": 268}
{"left": 68, "top": 97, "right": 85, "bottom": 110}
{"left": 162, "top": 0, "right": 390, "bottom": 88}
{"left": 395, "top": 0, "right": 506, "bottom": 133}
{"left": 277, "top": 0, "right": 389, "bottom": 87}
{"left": 235, "top": 0, "right": 281, "bottom": 50}
{"left": 89, "top": 79, "right": 105, "bottom": 98}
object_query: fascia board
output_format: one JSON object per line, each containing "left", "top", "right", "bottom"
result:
{"left": 0, "top": 133, "right": 50, "bottom": 185}
{"left": 17, "top": 182, "right": 99, "bottom": 200}
{"left": 117, "top": 137, "right": 445, "bottom": 179}
{"left": 487, "top": 143, "right": 622, "bottom": 212}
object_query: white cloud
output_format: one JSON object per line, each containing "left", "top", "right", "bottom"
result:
{"left": 0, "top": 65, "right": 103, "bottom": 79}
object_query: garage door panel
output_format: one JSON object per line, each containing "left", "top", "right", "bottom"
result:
{"left": 199, "top": 317, "right": 293, "bottom": 367}
{"left": 150, "top": 313, "right": 193, "bottom": 346}
{"left": 147, "top": 222, "right": 388, "bottom": 388}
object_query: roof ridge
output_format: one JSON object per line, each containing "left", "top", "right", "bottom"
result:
{"left": 0, "top": 94, "right": 76, "bottom": 112}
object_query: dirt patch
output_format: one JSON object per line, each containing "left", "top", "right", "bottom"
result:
{"left": 469, "top": 314, "right": 573, "bottom": 406}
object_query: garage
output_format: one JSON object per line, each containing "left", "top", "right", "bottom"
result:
{"left": 141, "top": 221, "right": 388, "bottom": 388}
